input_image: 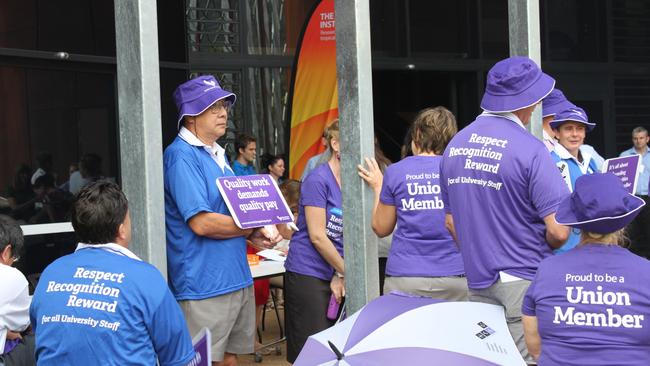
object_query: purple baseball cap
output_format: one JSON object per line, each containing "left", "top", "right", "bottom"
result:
{"left": 480, "top": 56, "right": 555, "bottom": 113}
{"left": 542, "top": 88, "right": 576, "bottom": 117}
{"left": 549, "top": 106, "right": 596, "bottom": 132}
{"left": 173, "top": 75, "right": 236, "bottom": 129}
{"left": 555, "top": 173, "right": 645, "bottom": 234}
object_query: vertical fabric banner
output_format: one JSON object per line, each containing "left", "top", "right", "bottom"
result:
{"left": 288, "top": 0, "right": 338, "bottom": 180}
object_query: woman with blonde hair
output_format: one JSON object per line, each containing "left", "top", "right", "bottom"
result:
{"left": 358, "top": 107, "right": 467, "bottom": 300}
{"left": 523, "top": 173, "right": 650, "bottom": 365}
{"left": 283, "top": 120, "right": 344, "bottom": 363}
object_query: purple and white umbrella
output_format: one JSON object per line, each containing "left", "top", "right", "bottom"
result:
{"left": 294, "top": 293, "right": 526, "bottom": 366}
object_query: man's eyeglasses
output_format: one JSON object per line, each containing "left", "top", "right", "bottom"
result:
{"left": 209, "top": 100, "right": 232, "bottom": 113}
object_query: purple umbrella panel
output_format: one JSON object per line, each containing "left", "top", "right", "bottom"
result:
{"left": 294, "top": 293, "right": 526, "bottom": 366}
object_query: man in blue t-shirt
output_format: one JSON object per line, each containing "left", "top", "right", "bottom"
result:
{"left": 30, "top": 181, "right": 197, "bottom": 366}
{"left": 165, "top": 75, "right": 281, "bottom": 366}
{"left": 231, "top": 134, "right": 257, "bottom": 176}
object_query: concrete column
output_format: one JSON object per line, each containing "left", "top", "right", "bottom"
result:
{"left": 114, "top": 0, "right": 167, "bottom": 274}
{"left": 335, "top": 0, "right": 380, "bottom": 313}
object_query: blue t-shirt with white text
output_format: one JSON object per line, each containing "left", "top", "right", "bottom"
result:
{"left": 30, "top": 247, "right": 195, "bottom": 366}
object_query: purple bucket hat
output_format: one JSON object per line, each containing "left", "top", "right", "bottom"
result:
{"left": 549, "top": 106, "right": 596, "bottom": 132}
{"left": 480, "top": 56, "right": 555, "bottom": 113}
{"left": 555, "top": 173, "right": 646, "bottom": 234}
{"left": 542, "top": 88, "right": 576, "bottom": 117}
{"left": 173, "top": 75, "right": 236, "bottom": 129}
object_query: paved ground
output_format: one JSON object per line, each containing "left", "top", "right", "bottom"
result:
{"left": 239, "top": 306, "right": 290, "bottom": 366}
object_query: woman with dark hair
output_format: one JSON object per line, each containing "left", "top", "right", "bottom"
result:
{"left": 284, "top": 120, "right": 344, "bottom": 363}
{"left": 358, "top": 107, "right": 467, "bottom": 300}
{"left": 6, "top": 164, "right": 36, "bottom": 223}
{"left": 261, "top": 154, "right": 285, "bottom": 184}
{"left": 523, "top": 173, "right": 650, "bottom": 365}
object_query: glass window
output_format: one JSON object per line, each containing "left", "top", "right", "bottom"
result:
{"left": 0, "top": 0, "right": 116, "bottom": 57}
{"left": 15, "top": 231, "right": 77, "bottom": 280}
{"left": 542, "top": 0, "right": 607, "bottom": 62}
{"left": 370, "top": 0, "right": 406, "bottom": 57}
{"left": 158, "top": 1, "right": 188, "bottom": 63}
{"left": 408, "top": 1, "right": 472, "bottom": 58}
{"left": 480, "top": 0, "right": 508, "bottom": 59}
{"left": 0, "top": 66, "right": 119, "bottom": 225}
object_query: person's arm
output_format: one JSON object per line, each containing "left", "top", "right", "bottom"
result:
{"left": 277, "top": 223, "right": 294, "bottom": 241}
{"left": 358, "top": 157, "right": 396, "bottom": 237}
{"left": 188, "top": 213, "right": 281, "bottom": 250}
{"left": 330, "top": 275, "right": 345, "bottom": 304}
{"left": 522, "top": 315, "right": 541, "bottom": 360}
{"left": 148, "top": 290, "right": 197, "bottom": 366}
{"left": 373, "top": 203, "right": 397, "bottom": 238}
{"left": 188, "top": 212, "right": 252, "bottom": 239}
{"left": 527, "top": 148, "right": 571, "bottom": 248}
{"left": 2, "top": 272, "right": 31, "bottom": 339}
{"left": 445, "top": 214, "right": 459, "bottom": 247}
{"left": 305, "top": 206, "right": 344, "bottom": 274}
{"left": 543, "top": 213, "right": 569, "bottom": 249}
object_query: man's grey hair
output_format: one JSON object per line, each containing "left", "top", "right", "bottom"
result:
{"left": 632, "top": 126, "right": 648, "bottom": 136}
{"left": 0, "top": 215, "right": 24, "bottom": 258}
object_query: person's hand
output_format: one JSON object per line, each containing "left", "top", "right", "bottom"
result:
{"left": 248, "top": 225, "right": 283, "bottom": 249}
{"left": 6, "top": 330, "right": 22, "bottom": 341}
{"left": 357, "top": 157, "right": 383, "bottom": 191}
{"left": 330, "top": 275, "right": 345, "bottom": 304}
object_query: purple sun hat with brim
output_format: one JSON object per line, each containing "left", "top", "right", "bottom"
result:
{"left": 542, "top": 88, "right": 577, "bottom": 117}
{"left": 549, "top": 106, "right": 596, "bottom": 132}
{"left": 555, "top": 173, "right": 646, "bottom": 234}
{"left": 173, "top": 75, "right": 236, "bottom": 129}
{"left": 480, "top": 56, "right": 555, "bottom": 113}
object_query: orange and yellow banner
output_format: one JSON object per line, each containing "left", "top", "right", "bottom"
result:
{"left": 288, "top": 0, "right": 338, "bottom": 180}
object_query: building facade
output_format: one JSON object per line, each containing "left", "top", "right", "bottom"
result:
{"left": 1, "top": 0, "right": 649, "bottom": 275}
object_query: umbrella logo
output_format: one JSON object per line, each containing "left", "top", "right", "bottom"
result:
{"left": 475, "top": 321, "right": 496, "bottom": 339}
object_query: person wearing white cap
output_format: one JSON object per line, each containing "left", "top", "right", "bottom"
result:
{"left": 550, "top": 107, "right": 599, "bottom": 253}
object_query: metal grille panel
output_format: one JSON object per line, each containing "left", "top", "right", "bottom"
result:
{"left": 186, "top": 0, "right": 240, "bottom": 53}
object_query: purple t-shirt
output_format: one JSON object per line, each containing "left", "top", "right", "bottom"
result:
{"left": 380, "top": 156, "right": 464, "bottom": 277}
{"left": 523, "top": 244, "right": 650, "bottom": 365}
{"left": 440, "top": 114, "right": 569, "bottom": 289}
{"left": 284, "top": 163, "right": 343, "bottom": 281}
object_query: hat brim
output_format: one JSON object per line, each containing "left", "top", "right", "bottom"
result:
{"left": 481, "top": 73, "right": 555, "bottom": 113}
{"left": 176, "top": 90, "right": 236, "bottom": 129}
{"left": 555, "top": 194, "right": 646, "bottom": 234}
{"left": 542, "top": 100, "right": 576, "bottom": 118}
{"left": 549, "top": 118, "right": 596, "bottom": 132}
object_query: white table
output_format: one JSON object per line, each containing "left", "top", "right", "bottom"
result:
{"left": 250, "top": 260, "right": 285, "bottom": 279}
